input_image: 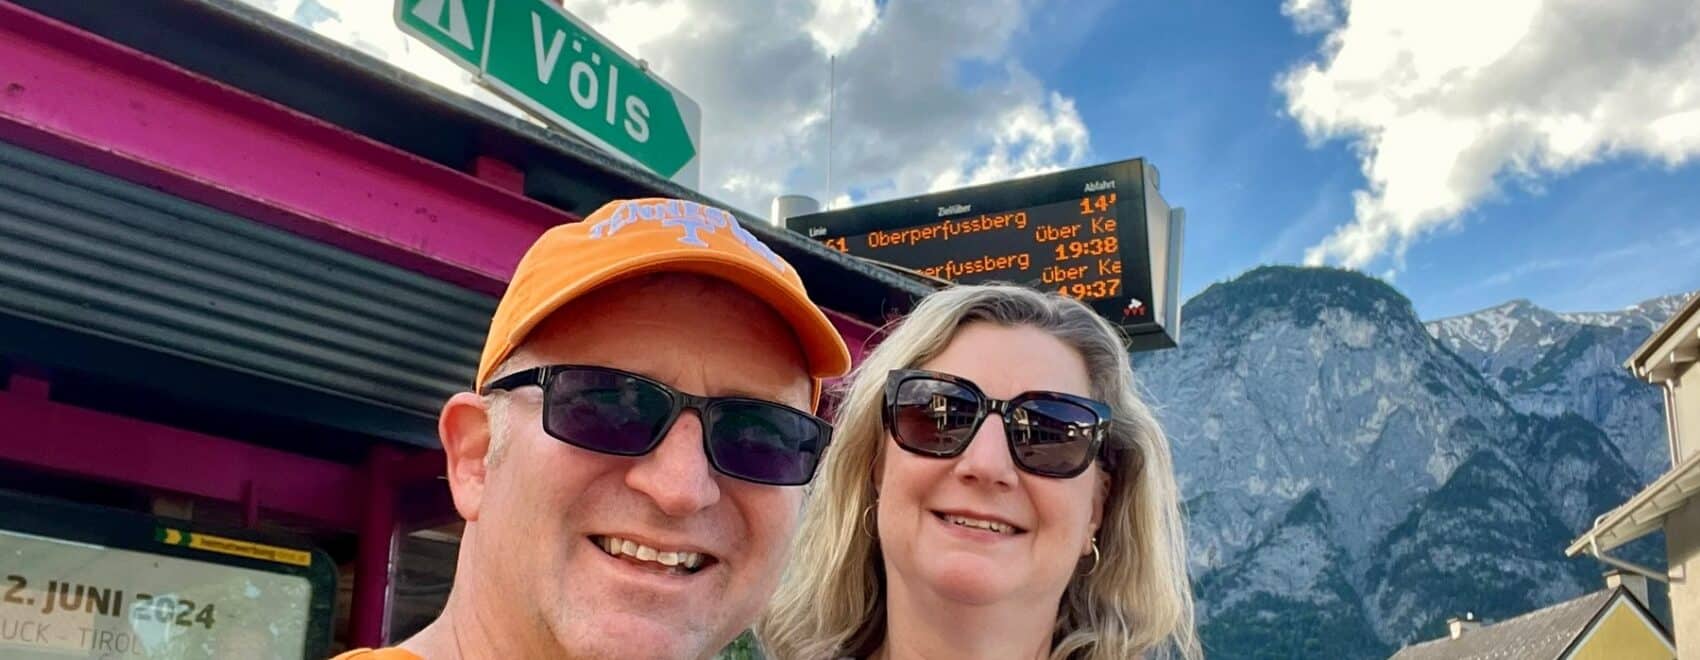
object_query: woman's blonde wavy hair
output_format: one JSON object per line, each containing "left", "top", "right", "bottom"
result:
{"left": 758, "top": 284, "right": 1201, "bottom": 660}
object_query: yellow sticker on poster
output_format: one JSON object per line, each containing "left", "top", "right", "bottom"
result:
{"left": 1, "top": 529, "right": 314, "bottom": 659}
{"left": 157, "top": 528, "right": 312, "bottom": 567}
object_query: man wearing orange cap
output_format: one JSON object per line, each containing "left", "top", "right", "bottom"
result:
{"left": 334, "top": 198, "right": 850, "bottom": 659}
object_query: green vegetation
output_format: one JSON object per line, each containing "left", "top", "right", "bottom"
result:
{"left": 1513, "top": 325, "right": 1622, "bottom": 393}
{"left": 1200, "top": 590, "right": 1389, "bottom": 660}
{"left": 715, "top": 630, "right": 766, "bottom": 660}
{"left": 1196, "top": 492, "right": 1390, "bottom": 659}
{"left": 1365, "top": 449, "right": 1599, "bottom": 646}
{"left": 1184, "top": 265, "right": 1418, "bottom": 330}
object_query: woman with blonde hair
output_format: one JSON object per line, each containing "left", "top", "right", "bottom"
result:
{"left": 759, "top": 284, "right": 1200, "bottom": 660}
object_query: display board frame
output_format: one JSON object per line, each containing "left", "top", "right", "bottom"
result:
{"left": 786, "top": 158, "right": 1182, "bottom": 350}
{"left": 0, "top": 489, "right": 337, "bottom": 659}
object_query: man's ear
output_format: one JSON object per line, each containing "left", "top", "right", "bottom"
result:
{"left": 439, "top": 391, "right": 493, "bottom": 522}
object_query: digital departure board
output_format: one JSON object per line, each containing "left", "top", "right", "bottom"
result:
{"left": 787, "top": 159, "right": 1183, "bottom": 351}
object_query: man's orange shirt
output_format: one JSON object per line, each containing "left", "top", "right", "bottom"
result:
{"left": 331, "top": 648, "right": 423, "bottom": 660}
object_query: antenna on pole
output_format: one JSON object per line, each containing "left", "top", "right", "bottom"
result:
{"left": 827, "top": 54, "right": 835, "bottom": 211}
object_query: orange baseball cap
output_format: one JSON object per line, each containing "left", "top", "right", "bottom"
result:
{"left": 474, "top": 198, "right": 852, "bottom": 404}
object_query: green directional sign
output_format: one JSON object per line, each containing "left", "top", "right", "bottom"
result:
{"left": 395, "top": 0, "right": 701, "bottom": 186}
{"left": 398, "top": 0, "right": 491, "bottom": 66}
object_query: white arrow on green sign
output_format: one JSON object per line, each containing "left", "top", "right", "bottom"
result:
{"left": 396, "top": 0, "right": 701, "bottom": 186}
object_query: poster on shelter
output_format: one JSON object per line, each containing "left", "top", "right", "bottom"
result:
{"left": 1, "top": 529, "right": 313, "bottom": 659}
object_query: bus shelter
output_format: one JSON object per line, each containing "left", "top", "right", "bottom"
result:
{"left": 0, "top": 1, "right": 930, "bottom": 654}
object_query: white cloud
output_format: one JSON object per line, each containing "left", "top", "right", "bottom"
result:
{"left": 1281, "top": 0, "right": 1340, "bottom": 34}
{"left": 1479, "top": 230, "right": 1697, "bottom": 289}
{"left": 242, "top": 0, "right": 539, "bottom": 121}
{"left": 806, "top": 0, "right": 878, "bottom": 57}
{"left": 927, "top": 90, "right": 1088, "bottom": 192}
{"left": 237, "top": 0, "right": 1089, "bottom": 217}
{"left": 1479, "top": 258, "right": 1567, "bottom": 288}
{"left": 1281, "top": 0, "right": 1700, "bottom": 271}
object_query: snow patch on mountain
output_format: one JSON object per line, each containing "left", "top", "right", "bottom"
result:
{"left": 1141, "top": 267, "right": 1678, "bottom": 658}
{"left": 1424, "top": 291, "right": 1694, "bottom": 482}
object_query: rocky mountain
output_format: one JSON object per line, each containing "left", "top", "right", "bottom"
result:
{"left": 1426, "top": 295, "right": 1690, "bottom": 482}
{"left": 1133, "top": 266, "right": 1677, "bottom": 659}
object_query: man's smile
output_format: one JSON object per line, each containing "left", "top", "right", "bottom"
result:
{"left": 590, "top": 535, "right": 718, "bottom": 576}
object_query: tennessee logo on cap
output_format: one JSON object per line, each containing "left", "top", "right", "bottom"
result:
{"left": 473, "top": 197, "right": 852, "bottom": 402}
{"left": 588, "top": 199, "right": 788, "bottom": 274}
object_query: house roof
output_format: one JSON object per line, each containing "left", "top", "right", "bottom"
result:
{"left": 1568, "top": 291, "right": 1700, "bottom": 559}
{"left": 10, "top": 0, "right": 936, "bottom": 325}
{"left": 1626, "top": 291, "right": 1700, "bottom": 383}
{"left": 1569, "top": 447, "right": 1700, "bottom": 556}
{"left": 1388, "top": 590, "right": 1616, "bottom": 660}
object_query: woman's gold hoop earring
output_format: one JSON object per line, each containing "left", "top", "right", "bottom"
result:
{"left": 1083, "top": 537, "right": 1101, "bottom": 576}
{"left": 861, "top": 503, "right": 879, "bottom": 541}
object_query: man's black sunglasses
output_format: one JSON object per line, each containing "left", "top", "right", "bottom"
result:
{"left": 883, "top": 369, "right": 1115, "bottom": 478}
{"left": 484, "top": 365, "right": 832, "bottom": 486}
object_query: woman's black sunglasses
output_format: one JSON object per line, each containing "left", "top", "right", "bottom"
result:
{"left": 483, "top": 365, "right": 832, "bottom": 486}
{"left": 882, "top": 369, "right": 1115, "bottom": 478}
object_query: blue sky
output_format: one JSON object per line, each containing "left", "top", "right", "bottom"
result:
{"left": 1019, "top": 0, "right": 1700, "bottom": 320}
{"left": 258, "top": 0, "right": 1700, "bottom": 321}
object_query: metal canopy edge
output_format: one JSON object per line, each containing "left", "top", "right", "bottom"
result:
{"left": 8, "top": 0, "right": 934, "bottom": 324}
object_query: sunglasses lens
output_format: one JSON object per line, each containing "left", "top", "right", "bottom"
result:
{"left": 891, "top": 378, "right": 982, "bottom": 455}
{"left": 544, "top": 369, "right": 673, "bottom": 455}
{"left": 1009, "top": 399, "right": 1101, "bottom": 476}
{"left": 705, "top": 402, "right": 828, "bottom": 485}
